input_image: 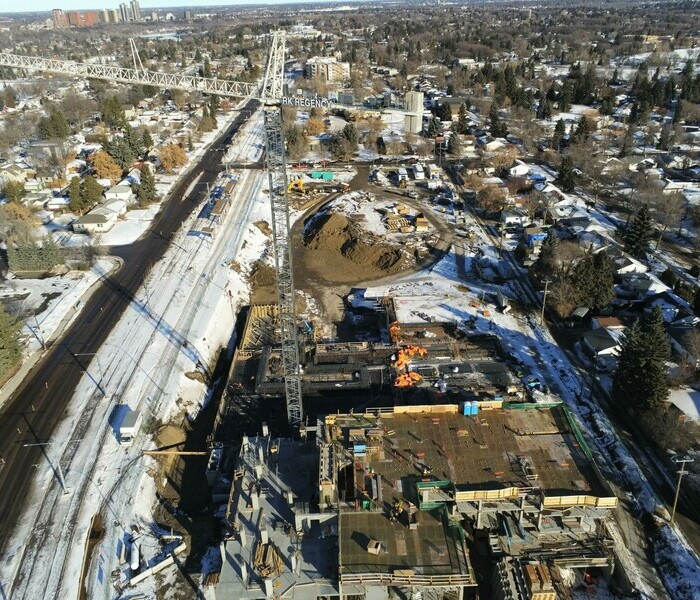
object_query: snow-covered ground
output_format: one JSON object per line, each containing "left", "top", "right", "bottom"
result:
{"left": 0, "top": 110, "right": 273, "bottom": 600}
{"left": 0, "top": 258, "right": 120, "bottom": 406}
{"left": 99, "top": 205, "right": 161, "bottom": 246}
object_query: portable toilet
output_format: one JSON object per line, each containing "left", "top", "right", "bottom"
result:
{"left": 463, "top": 401, "right": 472, "bottom": 416}
{"left": 471, "top": 402, "right": 479, "bottom": 415}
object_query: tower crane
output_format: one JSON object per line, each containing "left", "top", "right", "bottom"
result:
{"left": 0, "top": 32, "right": 304, "bottom": 427}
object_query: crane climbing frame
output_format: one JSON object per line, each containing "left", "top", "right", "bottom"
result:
{"left": 0, "top": 31, "right": 304, "bottom": 427}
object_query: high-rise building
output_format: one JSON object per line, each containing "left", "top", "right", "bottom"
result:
{"left": 150, "top": 10, "right": 158, "bottom": 22}
{"left": 66, "top": 10, "right": 99, "bottom": 27}
{"left": 184, "top": 9, "right": 193, "bottom": 21}
{"left": 101, "top": 9, "right": 111, "bottom": 24}
{"left": 404, "top": 90, "right": 425, "bottom": 134}
{"left": 119, "top": 2, "right": 132, "bottom": 23}
{"left": 111, "top": 9, "right": 121, "bottom": 23}
{"left": 130, "top": 0, "right": 141, "bottom": 22}
{"left": 51, "top": 9, "right": 69, "bottom": 29}
{"left": 304, "top": 56, "right": 351, "bottom": 82}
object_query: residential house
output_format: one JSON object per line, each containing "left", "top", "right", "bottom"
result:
{"left": 509, "top": 160, "right": 529, "bottom": 178}
{"left": 46, "top": 196, "right": 70, "bottom": 212}
{"left": 666, "top": 387, "right": 700, "bottom": 422}
{"left": 27, "top": 139, "right": 71, "bottom": 166}
{"left": 645, "top": 291, "right": 693, "bottom": 323}
{"left": 72, "top": 208, "right": 118, "bottom": 234}
{"left": 0, "top": 164, "right": 29, "bottom": 185}
{"left": 501, "top": 207, "right": 530, "bottom": 227}
{"left": 104, "top": 184, "right": 134, "bottom": 204}
{"left": 591, "top": 316, "right": 626, "bottom": 331}
{"left": 618, "top": 273, "right": 669, "bottom": 299}
{"left": 581, "top": 328, "right": 623, "bottom": 360}
{"left": 667, "top": 322, "right": 700, "bottom": 369}
{"left": 602, "top": 246, "right": 649, "bottom": 275}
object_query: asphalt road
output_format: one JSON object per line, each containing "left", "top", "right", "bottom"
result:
{"left": 0, "top": 99, "right": 259, "bottom": 557}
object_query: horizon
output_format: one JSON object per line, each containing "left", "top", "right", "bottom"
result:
{"left": 1, "top": 0, "right": 346, "bottom": 14}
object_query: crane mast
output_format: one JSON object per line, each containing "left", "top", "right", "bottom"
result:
{"left": 0, "top": 31, "right": 304, "bottom": 427}
{"left": 261, "top": 31, "right": 304, "bottom": 427}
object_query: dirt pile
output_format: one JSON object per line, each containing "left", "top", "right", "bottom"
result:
{"left": 302, "top": 211, "right": 414, "bottom": 283}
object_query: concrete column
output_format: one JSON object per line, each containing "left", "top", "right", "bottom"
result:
{"left": 239, "top": 557, "right": 247, "bottom": 585}
{"left": 476, "top": 500, "right": 482, "bottom": 530}
{"left": 263, "top": 578, "right": 273, "bottom": 597}
{"left": 251, "top": 491, "right": 259, "bottom": 510}
{"left": 260, "top": 526, "right": 268, "bottom": 544}
{"left": 262, "top": 423, "right": 269, "bottom": 437}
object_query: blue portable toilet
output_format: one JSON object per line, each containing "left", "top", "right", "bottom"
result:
{"left": 471, "top": 402, "right": 479, "bottom": 415}
{"left": 463, "top": 401, "right": 472, "bottom": 416}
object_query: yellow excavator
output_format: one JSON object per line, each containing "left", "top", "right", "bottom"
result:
{"left": 288, "top": 177, "right": 306, "bottom": 195}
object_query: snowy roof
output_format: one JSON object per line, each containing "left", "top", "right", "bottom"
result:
{"left": 667, "top": 388, "right": 700, "bottom": 421}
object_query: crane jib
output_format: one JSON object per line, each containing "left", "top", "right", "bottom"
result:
{"left": 281, "top": 96, "right": 333, "bottom": 109}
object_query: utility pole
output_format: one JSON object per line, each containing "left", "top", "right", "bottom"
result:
{"left": 671, "top": 455, "right": 694, "bottom": 524}
{"left": 540, "top": 279, "right": 552, "bottom": 324}
{"left": 23, "top": 442, "right": 69, "bottom": 494}
{"left": 73, "top": 352, "right": 106, "bottom": 397}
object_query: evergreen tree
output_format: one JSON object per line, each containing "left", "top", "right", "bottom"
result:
{"left": 40, "top": 235, "right": 64, "bottom": 267}
{"left": 672, "top": 100, "right": 683, "bottom": 125}
{"left": 536, "top": 97, "right": 552, "bottom": 120}
{"left": 535, "top": 229, "right": 560, "bottom": 278}
{"left": 427, "top": 117, "right": 442, "bottom": 138}
{"left": 68, "top": 177, "right": 82, "bottom": 212}
{"left": 142, "top": 128, "right": 154, "bottom": 153}
{"left": 613, "top": 307, "right": 670, "bottom": 411}
{"left": 572, "top": 116, "right": 591, "bottom": 144}
{"left": 571, "top": 251, "right": 615, "bottom": 309}
{"left": 552, "top": 119, "right": 565, "bottom": 151}
{"left": 457, "top": 102, "right": 469, "bottom": 134}
{"left": 559, "top": 85, "right": 571, "bottom": 111}
{"left": 209, "top": 95, "right": 220, "bottom": 115}
{"left": 81, "top": 175, "right": 103, "bottom": 207}
{"left": 101, "top": 95, "right": 126, "bottom": 128}
{"left": 624, "top": 204, "right": 653, "bottom": 260}
{"left": 104, "top": 137, "right": 134, "bottom": 170}
{"left": 137, "top": 164, "right": 156, "bottom": 204}
{"left": 557, "top": 155, "right": 576, "bottom": 192}
{"left": 37, "top": 108, "right": 70, "bottom": 139}
{"left": 0, "top": 304, "right": 22, "bottom": 380}
{"left": 340, "top": 124, "right": 358, "bottom": 147}
{"left": 489, "top": 103, "right": 508, "bottom": 138}
{"left": 447, "top": 132, "right": 461, "bottom": 155}
{"left": 124, "top": 126, "right": 144, "bottom": 158}
{"left": 658, "top": 126, "right": 672, "bottom": 151}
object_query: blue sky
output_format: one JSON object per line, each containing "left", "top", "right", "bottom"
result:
{"left": 8, "top": 0, "right": 311, "bottom": 12}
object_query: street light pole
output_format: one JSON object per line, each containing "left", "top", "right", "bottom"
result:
{"left": 671, "top": 455, "right": 694, "bottom": 524}
{"left": 73, "top": 352, "right": 106, "bottom": 397}
{"left": 23, "top": 442, "right": 69, "bottom": 494}
{"left": 540, "top": 279, "right": 552, "bottom": 324}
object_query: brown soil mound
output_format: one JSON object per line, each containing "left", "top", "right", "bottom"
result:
{"left": 302, "top": 211, "right": 414, "bottom": 283}
{"left": 249, "top": 261, "right": 278, "bottom": 304}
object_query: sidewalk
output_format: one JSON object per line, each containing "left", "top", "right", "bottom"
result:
{"left": 0, "top": 256, "right": 122, "bottom": 410}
